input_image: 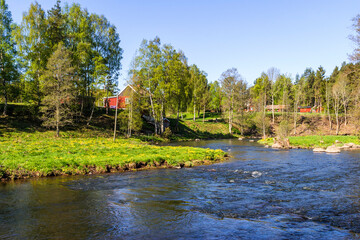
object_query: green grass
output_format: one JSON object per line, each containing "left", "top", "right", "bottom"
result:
{"left": 0, "top": 131, "right": 227, "bottom": 180}
{"left": 259, "top": 135, "right": 360, "bottom": 148}
{"left": 168, "top": 112, "right": 239, "bottom": 141}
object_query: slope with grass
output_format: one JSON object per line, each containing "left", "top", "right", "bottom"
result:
{"left": 169, "top": 113, "right": 237, "bottom": 141}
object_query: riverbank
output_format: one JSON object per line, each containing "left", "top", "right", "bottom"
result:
{"left": 0, "top": 131, "right": 227, "bottom": 181}
{"left": 258, "top": 135, "right": 360, "bottom": 149}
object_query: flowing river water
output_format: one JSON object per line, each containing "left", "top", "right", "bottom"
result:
{"left": 1, "top": 139, "right": 360, "bottom": 239}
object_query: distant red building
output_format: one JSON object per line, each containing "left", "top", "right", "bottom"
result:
{"left": 299, "top": 106, "right": 312, "bottom": 113}
{"left": 103, "top": 85, "right": 135, "bottom": 109}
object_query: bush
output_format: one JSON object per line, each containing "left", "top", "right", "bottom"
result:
{"left": 278, "top": 120, "right": 291, "bottom": 139}
{"left": 162, "top": 127, "right": 172, "bottom": 139}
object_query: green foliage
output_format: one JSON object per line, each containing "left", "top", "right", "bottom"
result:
{"left": 278, "top": 120, "right": 291, "bottom": 139}
{"left": 162, "top": 127, "right": 172, "bottom": 139}
{"left": 13, "top": 1, "right": 123, "bottom": 114}
{"left": 0, "top": 0, "right": 19, "bottom": 115}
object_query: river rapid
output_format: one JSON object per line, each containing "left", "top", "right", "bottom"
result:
{"left": 1, "top": 139, "right": 360, "bottom": 239}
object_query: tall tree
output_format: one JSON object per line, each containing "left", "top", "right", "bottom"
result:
{"left": 302, "top": 68, "right": 316, "bottom": 106}
{"left": 349, "top": 14, "right": 360, "bottom": 62}
{"left": 13, "top": 2, "right": 48, "bottom": 105}
{"left": 337, "top": 72, "right": 350, "bottom": 126}
{"left": 267, "top": 67, "right": 279, "bottom": 124}
{"left": 209, "top": 81, "right": 222, "bottom": 113}
{"left": 189, "top": 64, "right": 207, "bottom": 121}
{"left": 47, "top": 0, "right": 65, "bottom": 50}
{"left": 332, "top": 81, "right": 342, "bottom": 135}
{"left": 0, "top": 0, "right": 18, "bottom": 115}
{"left": 314, "top": 66, "right": 326, "bottom": 112}
{"left": 41, "top": 43, "right": 75, "bottom": 137}
{"left": 130, "top": 37, "right": 162, "bottom": 134}
{"left": 251, "top": 73, "right": 271, "bottom": 138}
{"left": 219, "top": 68, "right": 243, "bottom": 134}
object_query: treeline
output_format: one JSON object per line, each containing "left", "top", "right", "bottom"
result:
{"left": 1, "top": 0, "right": 360, "bottom": 138}
{"left": 0, "top": 0, "right": 122, "bottom": 134}
{"left": 127, "top": 34, "right": 360, "bottom": 137}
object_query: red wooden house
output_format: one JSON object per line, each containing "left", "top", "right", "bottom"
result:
{"left": 299, "top": 106, "right": 312, "bottom": 113}
{"left": 103, "top": 85, "right": 135, "bottom": 109}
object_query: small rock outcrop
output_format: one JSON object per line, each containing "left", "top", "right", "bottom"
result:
{"left": 344, "top": 143, "right": 356, "bottom": 148}
{"left": 325, "top": 145, "right": 341, "bottom": 153}
{"left": 272, "top": 142, "right": 283, "bottom": 149}
{"left": 313, "top": 147, "right": 326, "bottom": 152}
{"left": 271, "top": 138, "right": 291, "bottom": 149}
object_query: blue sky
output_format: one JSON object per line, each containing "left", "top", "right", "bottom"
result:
{"left": 7, "top": 0, "right": 360, "bottom": 88}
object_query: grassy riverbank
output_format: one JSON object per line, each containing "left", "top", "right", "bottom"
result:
{"left": 0, "top": 131, "right": 227, "bottom": 180}
{"left": 259, "top": 135, "right": 360, "bottom": 148}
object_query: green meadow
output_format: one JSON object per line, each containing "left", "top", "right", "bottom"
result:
{"left": 0, "top": 131, "right": 226, "bottom": 180}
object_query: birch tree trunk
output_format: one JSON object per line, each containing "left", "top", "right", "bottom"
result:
{"left": 326, "top": 83, "right": 332, "bottom": 130}
{"left": 160, "top": 99, "right": 164, "bottom": 134}
{"left": 272, "top": 95, "right": 274, "bottom": 124}
{"left": 193, "top": 98, "right": 196, "bottom": 121}
{"left": 203, "top": 104, "right": 206, "bottom": 123}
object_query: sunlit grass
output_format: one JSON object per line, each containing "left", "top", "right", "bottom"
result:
{"left": 259, "top": 135, "right": 360, "bottom": 148}
{"left": 0, "top": 131, "right": 226, "bottom": 180}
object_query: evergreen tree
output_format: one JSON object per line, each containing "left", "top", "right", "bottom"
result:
{"left": 47, "top": 0, "right": 65, "bottom": 50}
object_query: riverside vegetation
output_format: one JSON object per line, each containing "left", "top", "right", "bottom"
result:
{"left": 1, "top": 1, "right": 360, "bottom": 180}
{"left": 0, "top": 107, "right": 230, "bottom": 181}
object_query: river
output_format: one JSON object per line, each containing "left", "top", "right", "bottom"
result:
{"left": 1, "top": 139, "right": 360, "bottom": 239}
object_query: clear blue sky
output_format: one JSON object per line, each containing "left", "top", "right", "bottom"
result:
{"left": 8, "top": 0, "right": 360, "bottom": 88}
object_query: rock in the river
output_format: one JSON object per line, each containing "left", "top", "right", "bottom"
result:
{"left": 313, "top": 147, "right": 326, "bottom": 152}
{"left": 264, "top": 145, "right": 270, "bottom": 148}
{"left": 325, "top": 145, "right": 341, "bottom": 153}
{"left": 249, "top": 140, "right": 254, "bottom": 142}
{"left": 195, "top": 139, "right": 200, "bottom": 142}
{"left": 272, "top": 142, "right": 283, "bottom": 149}
{"left": 252, "top": 171, "right": 262, "bottom": 178}
{"left": 344, "top": 143, "right": 356, "bottom": 148}
{"left": 128, "top": 162, "right": 137, "bottom": 169}
{"left": 238, "top": 138, "right": 243, "bottom": 140}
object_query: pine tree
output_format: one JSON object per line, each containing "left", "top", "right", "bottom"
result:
{"left": 47, "top": 0, "right": 65, "bottom": 50}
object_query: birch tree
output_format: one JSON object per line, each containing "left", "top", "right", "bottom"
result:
{"left": 0, "top": 0, "right": 18, "bottom": 115}
{"left": 220, "top": 68, "right": 243, "bottom": 134}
